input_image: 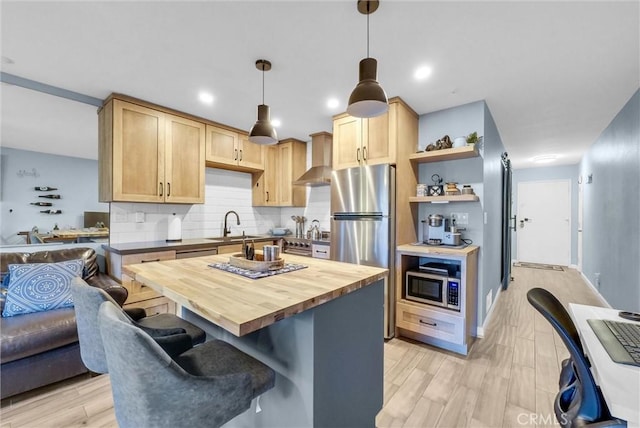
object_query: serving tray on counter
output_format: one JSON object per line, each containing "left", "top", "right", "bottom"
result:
{"left": 229, "top": 253, "right": 284, "bottom": 271}
{"left": 209, "top": 262, "right": 307, "bottom": 280}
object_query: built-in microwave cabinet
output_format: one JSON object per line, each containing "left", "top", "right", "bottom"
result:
{"left": 395, "top": 244, "right": 479, "bottom": 355}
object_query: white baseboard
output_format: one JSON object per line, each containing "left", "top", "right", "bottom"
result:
{"left": 580, "top": 271, "right": 612, "bottom": 308}
{"left": 476, "top": 286, "right": 503, "bottom": 338}
{"left": 569, "top": 263, "right": 578, "bottom": 270}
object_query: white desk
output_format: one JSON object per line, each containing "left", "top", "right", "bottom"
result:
{"left": 569, "top": 304, "right": 640, "bottom": 427}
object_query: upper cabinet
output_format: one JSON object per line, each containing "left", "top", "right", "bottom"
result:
{"left": 252, "top": 139, "right": 306, "bottom": 207}
{"left": 205, "top": 126, "right": 264, "bottom": 172}
{"left": 99, "top": 98, "right": 205, "bottom": 204}
{"left": 332, "top": 98, "right": 416, "bottom": 170}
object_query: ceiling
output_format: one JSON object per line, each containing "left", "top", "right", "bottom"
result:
{"left": 1, "top": 1, "right": 638, "bottom": 168}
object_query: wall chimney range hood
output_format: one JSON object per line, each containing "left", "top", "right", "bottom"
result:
{"left": 293, "top": 132, "right": 333, "bottom": 187}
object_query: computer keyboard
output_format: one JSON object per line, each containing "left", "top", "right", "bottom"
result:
{"left": 587, "top": 319, "right": 640, "bottom": 367}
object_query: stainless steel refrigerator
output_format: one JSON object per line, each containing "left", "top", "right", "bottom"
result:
{"left": 330, "top": 164, "right": 396, "bottom": 339}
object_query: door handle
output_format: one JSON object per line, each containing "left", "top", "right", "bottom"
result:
{"left": 510, "top": 215, "right": 517, "bottom": 232}
{"left": 419, "top": 320, "right": 437, "bottom": 327}
{"left": 167, "top": 182, "right": 170, "bottom": 197}
{"left": 362, "top": 146, "right": 367, "bottom": 160}
{"left": 266, "top": 191, "right": 270, "bottom": 202}
{"left": 234, "top": 149, "right": 238, "bottom": 160}
{"left": 356, "top": 148, "right": 361, "bottom": 162}
{"left": 159, "top": 182, "right": 163, "bottom": 197}
{"left": 239, "top": 150, "right": 243, "bottom": 161}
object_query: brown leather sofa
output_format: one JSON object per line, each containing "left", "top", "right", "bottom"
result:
{"left": 0, "top": 247, "right": 128, "bottom": 399}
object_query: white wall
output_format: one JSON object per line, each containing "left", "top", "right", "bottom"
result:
{"left": 511, "top": 164, "right": 579, "bottom": 265}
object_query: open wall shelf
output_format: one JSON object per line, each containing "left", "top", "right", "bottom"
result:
{"left": 409, "top": 195, "right": 480, "bottom": 203}
{"left": 409, "top": 145, "right": 479, "bottom": 164}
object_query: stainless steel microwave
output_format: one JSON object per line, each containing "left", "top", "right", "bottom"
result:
{"left": 405, "top": 270, "right": 460, "bottom": 311}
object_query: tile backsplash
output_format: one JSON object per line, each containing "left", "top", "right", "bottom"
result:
{"left": 109, "top": 157, "right": 332, "bottom": 244}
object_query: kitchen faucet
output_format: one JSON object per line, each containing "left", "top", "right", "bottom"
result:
{"left": 223, "top": 210, "right": 240, "bottom": 237}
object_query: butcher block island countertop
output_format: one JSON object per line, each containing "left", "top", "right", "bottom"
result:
{"left": 123, "top": 253, "right": 388, "bottom": 337}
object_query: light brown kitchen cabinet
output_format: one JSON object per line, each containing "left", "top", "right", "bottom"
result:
{"left": 252, "top": 145, "right": 278, "bottom": 206}
{"left": 252, "top": 139, "right": 306, "bottom": 207}
{"left": 205, "top": 125, "right": 264, "bottom": 172}
{"left": 332, "top": 98, "right": 416, "bottom": 171}
{"left": 104, "top": 249, "right": 178, "bottom": 315}
{"left": 99, "top": 97, "right": 205, "bottom": 204}
{"left": 395, "top": 245, "right": 479, "bottom": 355}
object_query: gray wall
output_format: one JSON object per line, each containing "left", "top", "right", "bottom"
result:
{"left": 511, "top": 164, "right": 579, "bottom": 265}
{"left": 0, "top": 147, "right": 108, "bottom": 245}
{"left": 418, "top": 100, "right": 506, "bottom": 327}
{"left": 481, "top": 103, "right": 507, "bottom": 318}
{"left": 579, "top": 89, "right": 639, "bottom": 311}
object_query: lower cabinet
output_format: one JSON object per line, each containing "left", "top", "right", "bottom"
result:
{"left": 396, "top": 300, "right": 464, "bottom": 344}
{"left": 106, "top": 249, "right": 177, "bottom": 315}
{"left": 217, "top": 241, "right": 275, "bottom": 255}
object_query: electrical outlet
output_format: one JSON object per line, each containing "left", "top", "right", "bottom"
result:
{"left": 594, "top": 273, "right": 601, "bottom": 289}
{"left": 451, "top": 212, "right": 469, "bottom": 225}
{"left": 135, "top": 211, "right": 145, "bottom": 223}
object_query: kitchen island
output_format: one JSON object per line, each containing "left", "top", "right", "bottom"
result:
{"left": 123, "top": 253, "right": 388, "bottom": 428}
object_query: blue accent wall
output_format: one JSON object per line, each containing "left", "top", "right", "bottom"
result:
{"left": 0, "top": 147, "right": 108, "bottom": 245}
{"left": 580, "top": 89, "right": 639, "bottom": 311}
{"left": 418, "top": 100, "right": 507, "bottom": 327}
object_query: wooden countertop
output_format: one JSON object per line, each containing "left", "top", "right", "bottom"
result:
{"left": 397, "top": 243, "right": 479, "bottom": 257}
{"left": 35, "top": 229, "right": 110, "bottom": 243}
{"left": 123, "top": 254, "right": 388, "bottom": 336}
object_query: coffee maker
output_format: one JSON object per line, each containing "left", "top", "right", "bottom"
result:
{"left": 422, "top": 214, "right": 448, "bottom": 245}
{"left": 423, "top": 214, "right": 462, "bottom": 246}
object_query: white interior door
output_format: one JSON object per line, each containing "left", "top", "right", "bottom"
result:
{"left": 517, "top": 180, "right": 571, "bottom": 266}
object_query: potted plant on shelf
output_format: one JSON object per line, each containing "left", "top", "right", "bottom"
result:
{"left": 466, "top": 132, "right": 481, "bottom": 145}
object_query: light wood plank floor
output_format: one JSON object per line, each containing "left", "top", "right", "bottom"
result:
{"left": 1, "top": 266, "right": 604, "bottom": 428}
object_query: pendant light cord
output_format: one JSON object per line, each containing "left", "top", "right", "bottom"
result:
{"left": 262, "top": 66, "right": 265, "bottom": 105}
{"left": 366, "top": 5, "right": 370, "bottom": 58}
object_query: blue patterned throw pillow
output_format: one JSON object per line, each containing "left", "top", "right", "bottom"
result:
{"left": 1, "top": 259, "right": 84, "bottom": 317}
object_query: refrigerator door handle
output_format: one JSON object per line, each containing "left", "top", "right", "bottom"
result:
{"left": 333, "top": 212, "right": 383, "bottom": 220}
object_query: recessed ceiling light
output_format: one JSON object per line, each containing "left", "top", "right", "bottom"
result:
{"left": 414, "top": 66, "right": 432, "bottom": 80}
{"left": 1, "top": 56, "right": 15, "bottom": 65}
{"left": 198, "top": 92, "right": 214, "bottom": 105}
{"left": 327, "top": 98, "right": 340, "bottom": 109}
{"left": 271, "top": 118, "right": 282, "bottom": 128}
{"left": 532, "top": 154, "right": 559, "bottom": 164}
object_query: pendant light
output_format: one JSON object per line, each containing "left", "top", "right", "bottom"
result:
{"left": 249, "top": 59, "right": 278, "bottom": 145}
{"left": 347, "top": 0, "right": 388, "bottom": 118}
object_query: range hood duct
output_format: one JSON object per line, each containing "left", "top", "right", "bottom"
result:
{"left": 293, "top": 132, "right": 333, "bottom": 187}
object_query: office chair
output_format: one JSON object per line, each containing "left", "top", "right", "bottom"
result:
{"left": 71, "top": 278, "right": 205, "bottom": 373}
{"left": 527, "top": 288, "right": 626, "bottom": 428}
{"left": 98, "top": 300, "right": 276, "bottom": 428}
